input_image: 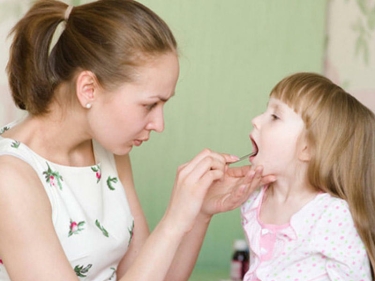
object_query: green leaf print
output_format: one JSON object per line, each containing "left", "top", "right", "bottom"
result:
{"left": 43, "top": 162, "right": 64, "bottom": 190}
{"left": 68, "top": 219, "right": 85, "bottom": 236}
{"left": 91, "top": 164, "right": 101, "bottom": 183}
{"left": 106, "top": 176, "right": 118, "bottom": 190}
{"left": 108, "top": 267, "right": 116, "bottom": 280}
{"left": 0, "top": 126, "right": 9, "bottom": 135}
{"left": 128, "top": 220, "right": 134, "bottom": 246}
{"left": 95, "top": 219, "right": 109, "bottom": 237}
{"left": 10, "top": 140, "right": 20, "bottom": 148}
{"left": 74, "top": 264, "right": 92, "bottom": 278}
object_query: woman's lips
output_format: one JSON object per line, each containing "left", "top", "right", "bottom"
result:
{"left": 133, "top": 139, "right": 148, "bottom": 146}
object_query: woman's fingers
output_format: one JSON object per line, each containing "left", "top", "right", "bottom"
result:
{"left": 226, "top": 165, "right": 252, "bottom": 178}
{"left": 178, "top": 150, "right": 237, "bottom": 177}
{"left": 206, "top": 165, "right": 276, "bottom": 214}
{"left": 182, "top": 155, "right": 225, "bottom": 187}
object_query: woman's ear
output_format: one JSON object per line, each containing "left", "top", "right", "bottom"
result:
{"left": 76, "top": 71, "right": 98, "bottom": 109}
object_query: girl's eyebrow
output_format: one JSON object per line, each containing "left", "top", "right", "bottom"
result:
{"left": 149, "top": 92, "right": 175, "bottom": 102}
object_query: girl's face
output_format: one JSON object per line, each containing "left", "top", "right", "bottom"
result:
{"left": 249, "top": 97, "right": 307, "bottom": 176}
{"left": 87, "top": 52, "right": 180, "bottom": 155}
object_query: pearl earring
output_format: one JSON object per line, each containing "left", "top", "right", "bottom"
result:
{"left": 85, "top": 103, "right": 92, "bottom": 109}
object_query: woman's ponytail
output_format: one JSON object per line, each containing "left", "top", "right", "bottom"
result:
{"left": 7, "top": 0, "right": 69, "bottom": 115}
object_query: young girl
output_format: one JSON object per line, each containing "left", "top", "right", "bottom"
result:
{"left": 0, "top": 1, "right": 273, "bottom": 280}
{"left": 242, "top": 72, "right": 375, "bottom": 280}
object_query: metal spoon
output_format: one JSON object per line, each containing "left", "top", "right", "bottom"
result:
{"left": 229, "top": 152, "right": 256, "bottom": 165}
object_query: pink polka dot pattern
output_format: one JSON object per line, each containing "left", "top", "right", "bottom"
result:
{"left": 241, "top": 187, "right": 371, "bottom": 281}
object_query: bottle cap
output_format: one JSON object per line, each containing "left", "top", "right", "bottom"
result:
{"left": 233, "top": 239, "right": 248, "bottom": 251}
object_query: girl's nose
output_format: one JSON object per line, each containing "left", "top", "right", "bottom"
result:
{"left": 251, "top": 114, "right": 261, "bottom": 129}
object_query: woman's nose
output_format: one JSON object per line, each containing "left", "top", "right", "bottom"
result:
{"left": 146, "top": 109, "right": 164, "bottom": 133}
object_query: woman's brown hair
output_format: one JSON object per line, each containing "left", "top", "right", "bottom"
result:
{"left": 271, "top": 72, "right": 375, "bottom": 277}
{"left": 7, "top": 0, "right": 177, "bottom": 115}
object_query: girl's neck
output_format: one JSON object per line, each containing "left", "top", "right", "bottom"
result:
{"left": 259, "top": 180, "right": 320, "bottom": 225}
{"left": 266, "top": 178, "right": 317, "bottom": 203}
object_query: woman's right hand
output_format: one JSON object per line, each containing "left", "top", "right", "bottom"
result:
{"left": 161, "top": 149, "right": 239, "bottom": 234}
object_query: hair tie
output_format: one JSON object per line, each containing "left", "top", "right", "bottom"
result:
{"left": 48, "top": 5, "right": 73, "bottom": 56}
{"left": 64, "top": 5, "right": 73, "bottom": 21}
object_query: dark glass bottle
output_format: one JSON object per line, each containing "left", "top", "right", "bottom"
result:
{"left": 230, "top": 239, "right": 249, "bottom": 281}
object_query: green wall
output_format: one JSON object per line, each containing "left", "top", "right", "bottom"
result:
{"left": 131, "top": 0, "right": 327, "bottom": 276}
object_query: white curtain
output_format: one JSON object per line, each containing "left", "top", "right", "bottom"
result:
{"left": 324, "top": 0, "right": 375, "bottom": 112}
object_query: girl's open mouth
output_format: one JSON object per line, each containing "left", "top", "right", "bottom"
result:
{"left": 250, "top": 136, "right": 259, "bottom": 158}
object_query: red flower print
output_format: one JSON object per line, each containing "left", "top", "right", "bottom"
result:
{"left": 68, "top": 219, "right": 85, "bottom": 236}
{"left": 43, "top": 163, "right": 63, "bottom": 189}
{"left": 91, "top": 165, "right": 102, "bottom": 183}
{"left": 70, "top": 221, "right": 78, "bottom": 232}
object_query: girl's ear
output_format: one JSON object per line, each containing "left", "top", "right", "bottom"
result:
{"left": 299, "top": 144, "right": 311, "bottom": 162}
{"left": 76, "top": 71, "right": 98, "bottom": 109}
{"left": 298, "top": 133, "right": 311, "bottom": 162}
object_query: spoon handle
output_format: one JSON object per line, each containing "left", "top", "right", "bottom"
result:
{"left": 229, "top": 152, "right": 255, "bottom": 165}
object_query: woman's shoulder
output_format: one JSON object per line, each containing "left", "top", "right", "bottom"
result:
{"left": 0, "top": 151, "right": 50, "bottom": 212}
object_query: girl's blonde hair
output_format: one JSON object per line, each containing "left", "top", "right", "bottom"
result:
{"left": 271, "top": 72, "right": 375, "bottom": 276}
{"left": 7, "top": 0, "right": 177, "bottom": 115}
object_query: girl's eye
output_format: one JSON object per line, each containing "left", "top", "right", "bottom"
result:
{"left": 145, "top": 103, "right": 157, "bottom": 111}
{"left": 271, "top": 114, "right": 279, "bottom": 120}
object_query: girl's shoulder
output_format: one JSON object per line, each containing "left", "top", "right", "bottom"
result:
{"left": 310, "top": 192, "right": 350, "bottom": 216}
{"left": 294, "top": 193, "right": 356, "bottom": 237}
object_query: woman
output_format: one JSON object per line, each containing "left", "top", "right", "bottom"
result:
{"left": 0, "top": 1, "right": 273, "bottom": 280}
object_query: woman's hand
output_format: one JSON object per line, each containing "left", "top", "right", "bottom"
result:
{"left": 201, "top": 163, "right": 276, "bottom": 217}
{"left": 161, "top": 149, "right": 239, "bottom": 235}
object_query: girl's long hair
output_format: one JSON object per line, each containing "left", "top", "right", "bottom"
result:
{"left": 271, "top": 72, "right": 375, "bottom": 277}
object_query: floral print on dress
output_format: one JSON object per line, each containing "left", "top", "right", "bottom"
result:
{"left": 108, "top": 267, "right": 116, "bottom": 280}
{"left": 68, "top": 219, "right": 85, "bottom": 236}
{"left": 74, "top": 264, "right": 92, "bottom": 278}
{"left": 128, "top": 220, "right": 134, "bottom": 246}
{"left": 43, "top": 162, "right": 63, "bottom": 190}
{"left": 91, "top": 164, "right": 101, "bottom": 183}
{"left": 0, "top": 126, "right": 9, "bottom": 135}
{"left": 10, "top": 140, "right": 20, "bottom": 148}
{"left": 95, "top": 219, "right": 109, "bottom": 237}
{"left": 106, "top": 176, "right": 118, "bottom": 191}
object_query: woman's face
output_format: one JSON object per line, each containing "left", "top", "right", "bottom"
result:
{"left": 249, "top": 97, "right": 307, "bottom": 176}
{"left": 87, "top": 52, "right": 180, "bottom": 155}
